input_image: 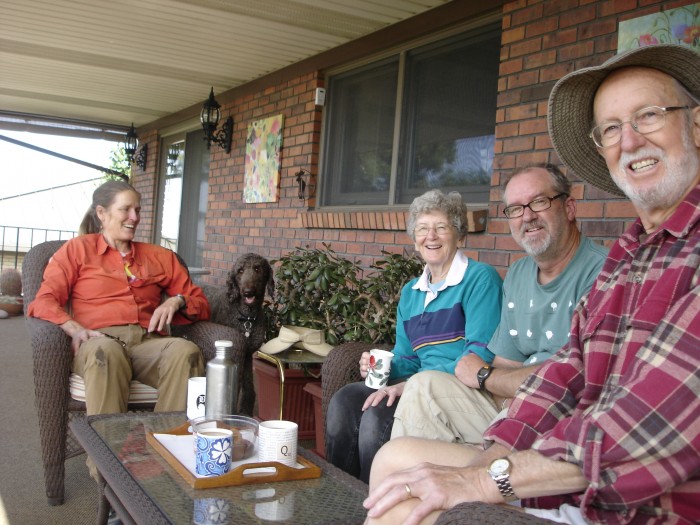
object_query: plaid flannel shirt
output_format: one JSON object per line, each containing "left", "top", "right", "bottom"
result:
{"left": 485, "top": 183, "right": 700, "bottom": 525}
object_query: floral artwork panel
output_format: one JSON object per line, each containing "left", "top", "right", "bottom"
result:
{"left": 618, "top": 3, "right": 700, "bottom": 53}
{"left": 244, "top": 115, "right": 284, "bottom": 203}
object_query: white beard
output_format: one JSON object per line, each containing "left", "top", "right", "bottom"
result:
{"left": 518, "top": 220, "right": 553, "bottom": 257}
{"left": 611, "top": 128, "right": 699, "bottom": 211}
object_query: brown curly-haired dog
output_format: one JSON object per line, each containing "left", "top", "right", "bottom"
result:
{"left": 202, "top": 253, "right": 274, "bottom": 415}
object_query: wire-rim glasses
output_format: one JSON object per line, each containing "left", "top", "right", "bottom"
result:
{"left": 503, "top": 193, "right": 568, "bottom": 219}
{"left": 414, "top": 223, "right": 453, "bottom": 238}
{"left": 589, "top": 105, "right": 689, "bottom": 148}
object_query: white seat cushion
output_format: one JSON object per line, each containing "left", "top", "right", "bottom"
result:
{"left": 69, "top": 373, "right": 159, "bottom": 404}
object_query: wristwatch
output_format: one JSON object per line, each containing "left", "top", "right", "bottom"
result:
{"left": 476, "top": 365, "right": 493, "bottom": 391}
{"left": 487, "top": 457, "right": 518, "bottom": 502}
{"left": 176, "top": 294, "right": 187, "bottom": 310}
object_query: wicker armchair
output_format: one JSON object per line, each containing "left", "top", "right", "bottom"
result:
{"left": 22, "top": 240, "right": 243, "bottom": 505}
{"left": 320, "top": 342, "right": 392, "bottom": 453}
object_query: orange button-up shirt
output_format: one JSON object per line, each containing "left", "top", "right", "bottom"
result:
{"left": 28, "top": 234, "right": 210, "bottom": 330}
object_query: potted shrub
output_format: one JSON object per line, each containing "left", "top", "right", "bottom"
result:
{"left": 266, "top": 243, "right": 423, "bottom": 345}
{"left": 0, "top": 268, "right": 23, "bottom": 316}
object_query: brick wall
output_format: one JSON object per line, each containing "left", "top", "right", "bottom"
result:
{"left": 136, "top": 0, "right": 692, "bottom": 285}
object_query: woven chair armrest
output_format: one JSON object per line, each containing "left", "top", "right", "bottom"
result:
{"left": 435, "top": 502, "right": 558, "bottom": 525}
{"left": 27, "top": 317, "right": 73, "bottom": 396}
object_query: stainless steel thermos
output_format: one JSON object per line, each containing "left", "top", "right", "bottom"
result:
{"left": 204, "top": 340, "right": 238, "bottom": 417}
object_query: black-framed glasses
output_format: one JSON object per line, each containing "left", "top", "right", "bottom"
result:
{"left": 590, "top": 105, "right": 690, "bottom": 148}
{"left": 503, "top": 193, "right": 568, "bottom": 219}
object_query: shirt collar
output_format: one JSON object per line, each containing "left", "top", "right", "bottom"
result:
{"left": 413, "top": 249, "right": 469, "bottom": 292}
{"left": 95, "top": 234, "right": 137, "bottom": 261}
{"left": 620, "top": 182, "right": 700, "bottom": 251}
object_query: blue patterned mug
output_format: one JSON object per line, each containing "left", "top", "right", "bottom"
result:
{"left": 195, "top": 428, "right": 233, "bottom": 476}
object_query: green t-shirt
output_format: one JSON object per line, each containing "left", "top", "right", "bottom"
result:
{"left": 488, "top": 236, "right": 608, "bottom": 365}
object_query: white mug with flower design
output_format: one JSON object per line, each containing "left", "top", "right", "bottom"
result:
{"left": 365, "top": 349, "right": 395, "bottom": 389}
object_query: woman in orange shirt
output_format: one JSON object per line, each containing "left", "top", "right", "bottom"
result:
{"left": 28, "top": 180, "right": 210, "bottom": 416}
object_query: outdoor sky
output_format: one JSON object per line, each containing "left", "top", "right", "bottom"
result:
{"left": 0, "top": 130, "right": 118, "bottom": 233}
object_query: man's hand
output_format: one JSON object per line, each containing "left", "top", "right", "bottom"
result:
{"left": 362, "top": 381, "right": 406, "bottom": 411}
{"left": 363, "top": 461, "right": 497, "bottom": 525}
{"left": 148, "top": 296, "right": 183, "bottom": 333}
{"left": 454, "top": 352, "right": 487, "bottom": 388}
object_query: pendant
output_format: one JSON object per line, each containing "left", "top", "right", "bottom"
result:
{"left": 242, "top": 320, "right": 253, "bottom": 338}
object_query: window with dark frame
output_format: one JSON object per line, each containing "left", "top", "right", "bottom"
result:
{"left": 320, "top": 22, "right": 501, "bottom": 208}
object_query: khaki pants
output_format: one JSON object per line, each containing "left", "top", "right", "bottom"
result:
{"left": 72, "top": 324, "right": 204, "bottom": 415}
{"left": 391, "top": 370, "right": 502, "bottom": 444}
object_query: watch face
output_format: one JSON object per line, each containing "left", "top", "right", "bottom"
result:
{"left": 477, "top": 366, "right": 490, "bottom": 380}
{"left": 490, "top": 458, "right": 510, "bottom": 475}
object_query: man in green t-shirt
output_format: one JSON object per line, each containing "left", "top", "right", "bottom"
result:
{"left": 391, "top": 163, "right": 608, "bottom": 443}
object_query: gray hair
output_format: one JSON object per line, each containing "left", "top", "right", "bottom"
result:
{"left": 79, "top": 180, "right": 140, "bottom": 235}
{"left": 502, "top": 163, "right": 571, "bottom": 201}
{"left": 407, "top": 189, "right": 469, "bottom": 241}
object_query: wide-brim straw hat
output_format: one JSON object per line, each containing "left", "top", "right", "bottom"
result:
{"left": 259, "top": 325, "right": 333, "bottom": 357}
{"left": 548, "top": 43, "right": 700, "bottom": 197}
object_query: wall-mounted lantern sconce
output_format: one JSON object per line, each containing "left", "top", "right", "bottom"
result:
{"left": 200, "top": 87, "right": 233, "bottom": 154}
{"left": 124, "top": 123, "right": 148, "bottom": 170}
{"left": 295, "top": 168, "right": 315, "bottom": 203}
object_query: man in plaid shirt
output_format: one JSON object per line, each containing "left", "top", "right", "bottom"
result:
{"left": 363, "top": 44, "right": 699, "bottom": 525}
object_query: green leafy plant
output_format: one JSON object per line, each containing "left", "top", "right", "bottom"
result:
{"left": 266, "top": 245, "right": 422, "bottom": 346}
{"left": 357, "top": 251, "right": 424, "bottom": 344}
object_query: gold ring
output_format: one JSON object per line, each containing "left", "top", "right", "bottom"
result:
{"left": 405, "top": 483, "right": 412, "bottom": 497}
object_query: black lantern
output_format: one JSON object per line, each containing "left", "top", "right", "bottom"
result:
{"left": 200, "top": 87, "right": 233, "bottom": 153}
{"left": 124, "top": 123, "right": 147, "bottom": 170}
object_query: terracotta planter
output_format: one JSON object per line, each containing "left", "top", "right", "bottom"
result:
{"left": 0, "top": 301, "right": 22, "bottom": 316}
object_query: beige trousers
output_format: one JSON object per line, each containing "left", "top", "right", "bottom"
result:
{"left": 72, "top": 324, "right": 204, "bottom": 415}
{"left": 391, "top": 370, "right": 502, "bottom": 444}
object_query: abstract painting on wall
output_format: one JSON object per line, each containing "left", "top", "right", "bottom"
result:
{"left": 618, "top": 3, "right": 700, "bottom": 53}
{"left": 244, "top": 114, "right": 284, "bottom": 203}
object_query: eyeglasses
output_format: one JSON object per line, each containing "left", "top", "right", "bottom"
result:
{"left": 100, "top": 332, "right": 127, "bottom": 350}
{"left": 503, "top": 193, "right": 568, "bottom": 219}
{"left": 590, "top": 105, "right": 689, "bottom": 148}
{"left": 414, "top": 223, "right": 453, "bottom": 238}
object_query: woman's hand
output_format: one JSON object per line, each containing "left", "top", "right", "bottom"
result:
{"left": 148, "top": 296, "right": 183, "bottom": 333}
{"left": 60, "top": 319, "right": 104, "bottom": 356}
{"left": 359, "top": 351, "right": 371, "bottom": 378}
{"left": 362, "top": 381, "right": 406, "bottom": 411}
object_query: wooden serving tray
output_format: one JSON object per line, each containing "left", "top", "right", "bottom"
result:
{"left": 146, "top": 422, "right": 321, "bottom": 489}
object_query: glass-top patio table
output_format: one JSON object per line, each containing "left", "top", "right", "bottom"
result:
{"left": 71, "top": 412, "right": 368, "bottom": 525}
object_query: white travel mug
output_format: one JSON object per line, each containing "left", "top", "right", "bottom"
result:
{"left": 187, "top": 377, "right": 207, "bottom": 420}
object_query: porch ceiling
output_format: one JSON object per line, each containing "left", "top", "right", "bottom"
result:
{"left": 0, "top": 0, "right": 450, "bottom": 134}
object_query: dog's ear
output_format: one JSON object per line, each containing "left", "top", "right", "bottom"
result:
{"left": 226, "top": 265, "right": 241, "bottom": 304}
{"left": 265, "top": 260, "right": 275, "bottom": 298}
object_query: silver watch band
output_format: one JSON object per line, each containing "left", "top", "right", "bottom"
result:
{"left": 494, "top": 475, "right": 517, "bottom": 500}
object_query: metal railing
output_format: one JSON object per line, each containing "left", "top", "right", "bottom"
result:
{"left": 1, "top": 225, "right": 77, "bottom": 271}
